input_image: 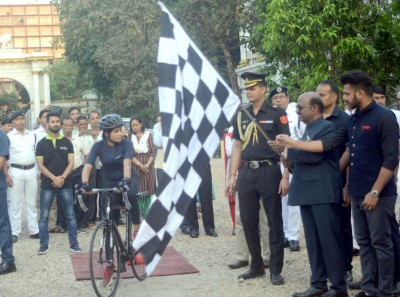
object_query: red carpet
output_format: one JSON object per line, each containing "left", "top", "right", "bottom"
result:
{"left": 70, "top": 246, "right": 199, "bottom": 280}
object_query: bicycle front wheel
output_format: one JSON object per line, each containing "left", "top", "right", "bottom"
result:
{"left": 89, "top": 221, "right": 121, "bottom": 297}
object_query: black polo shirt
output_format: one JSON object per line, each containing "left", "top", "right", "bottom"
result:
{"left": 233, "top": 101, "right": 290, "bottom": 161}
{"left": 36, "top": 134, "right": 74, "bottom": 189}
{"left": 325, "top": 105, "right": 349, "bottom": 157}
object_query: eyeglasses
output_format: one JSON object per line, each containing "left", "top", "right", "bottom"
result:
{"left": 296, "top": 104, "right": 312, "bottom": 111}
{"left": 271, "top": 95, "right": 287, "bottom": 100}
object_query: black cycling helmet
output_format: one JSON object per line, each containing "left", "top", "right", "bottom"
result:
{"left": 99, "top": 114, "right": 124, "bottom": 130}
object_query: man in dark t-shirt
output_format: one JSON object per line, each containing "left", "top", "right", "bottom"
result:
{"left": 35, "top": 112, "right": 82, "bottom": 255}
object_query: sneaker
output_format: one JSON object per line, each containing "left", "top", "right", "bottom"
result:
{"left": 30, "top": 233, "right": 40, "bottom": 239}
{"left": 102, "top": 264, "right": 115, "bottom": 287}
{"left": 70, "top": 243, "right": 82, "bottom": 253}
{"left": 78, "top": 228, "right": 89, "bottom": 234}
{"left": 37, "top": 244, "right": 49, "bottom": 255}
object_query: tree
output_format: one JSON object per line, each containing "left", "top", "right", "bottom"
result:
{"left": 49, "top": 59, "right": 87, "bottom": 100}
{"left": 54, "top": 0, "right": 243, "bottom": 127}
{"left": 15, "top": 82, "right": 30, "bottom": 106}
{"left": 0, "top": 92, "right": 19, "bottom": 117}
{"left": 249, "top": 0, "right": 400, "bottom": 103}
{"left": 165, "top": 0, "right": 242, "bottom": 95}
{"left": 53, "top": 0, "right": 160, "bottom": 126}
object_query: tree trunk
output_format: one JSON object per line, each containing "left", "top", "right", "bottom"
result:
{"left": 219, "top": 39, "right": 240, "bottom": 96}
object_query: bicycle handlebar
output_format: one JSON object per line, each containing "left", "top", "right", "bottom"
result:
{"left": 74, "top": 187, "right": 150, "bottom": 213}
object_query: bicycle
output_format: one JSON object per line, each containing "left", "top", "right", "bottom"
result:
{"left": 76, "top": 187, "right": 147, "bottom": 297}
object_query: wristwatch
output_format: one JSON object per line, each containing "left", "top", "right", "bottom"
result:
{"left": 370, "top": 190, "right": 379, "bottom": 197}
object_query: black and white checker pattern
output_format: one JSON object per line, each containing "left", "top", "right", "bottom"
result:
{"left": 132, "top": 2, "right": 240, "bottom": 275}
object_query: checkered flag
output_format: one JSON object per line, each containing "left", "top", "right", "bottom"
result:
{"left": 132, "top": 2, "right": 240, "bottom": 275}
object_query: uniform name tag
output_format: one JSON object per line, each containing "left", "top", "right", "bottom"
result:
{"left": 259, "top": 120, "right": 273, "bottom": 124}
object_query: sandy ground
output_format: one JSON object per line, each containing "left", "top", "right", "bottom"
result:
{"left": 0, "top": 158, "right": 362, "bottom": 297}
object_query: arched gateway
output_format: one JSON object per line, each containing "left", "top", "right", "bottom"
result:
{"left": 0, "top": 48, "right": 51, "bottom": 123}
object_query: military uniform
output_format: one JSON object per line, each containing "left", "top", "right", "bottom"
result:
{"left": 233, "top": 100, "right": 290, "bottom": 275}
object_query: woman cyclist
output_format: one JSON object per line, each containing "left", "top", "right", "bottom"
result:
{"left": 80, "top": 114, "right": 140, "bottom": 286}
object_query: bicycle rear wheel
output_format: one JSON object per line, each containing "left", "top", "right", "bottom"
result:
{"left": 89, "top": 221, "right": 121, "bottom": 297}
{"left": 129, "top": 246, "right": 147, "bottom": 281}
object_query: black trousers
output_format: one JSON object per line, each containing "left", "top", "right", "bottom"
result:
{"left": 186, "top": 164, "right": 215, "bottom": 231}
{"left": 301, "top": 203, "right": 346, "bottom": 292}
{"left": 391, "top": 213, "right": 400, "bottom": 281}
{"left": 238, "top": 164, "right": 284, "bottom": 274}
{"left": 340, "top": 205, "right": 353, "bottom": 272}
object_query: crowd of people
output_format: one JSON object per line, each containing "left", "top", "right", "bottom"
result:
{"left": 1, "top": 68, "right": 400, "bottom": 297}
{"left": 0, "top": 107, "right": 165, "bottom": 275}
{"left": 224, "top": 70, "right": 400, "bottom": 297}
{"left": 0, "top": 103, "right": 219, "bottom": 279}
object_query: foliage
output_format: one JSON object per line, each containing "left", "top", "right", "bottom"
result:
{"left": 249, "top": 0, "right": 400, "bottom": 103}
{"left": 164, "top": 0, "right": 243, "bottom": 94}
{"left": 0, "top": 92, "right": 20, "bottom": 116}
{"left": 49, "top": 59, "right": 87, "bottom": 100}
{"left": 53, "top": 0, "right": 160, "bottom": 127}
{"left": 54, "top": 0, "right": 244, "bottom": 127}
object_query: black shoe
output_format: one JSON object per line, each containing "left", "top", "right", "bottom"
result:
{"left": 0, "top": 262, "right": 16, "bottom": 275}
{"left": 238, "top": 267, "right": 265, "bottom": 280}
{"left": 284, "top": 237, "right": 289, "bottom": 248}
{"left": 352, "top": 248, "right": 359, "bottom": 257}
{"left": 292, "top": 286, "right": 328, "bottom": 297}
{"left": 190, "top": 229, "right": 199, "bottom": 238}
{"left": 344, "top": 270, "right": 353, "bottom": 284}
{"left": 354, "top": 293, "right": 368, "bottom": 297}
{"left": 263, "top": 259, "right": 269, "bottom": 268}
{"left": 289, "top": 240, "right": 300, "bottom": 251}
{"left": 116, "top": 219, "right": 125, "bottom": 226}
{"left": 320, "top": 289, "right": 348, "bottom": 297}
{"left": 347, "top": 281, "right": 361, "bottom": 290}
{"left": 205, "top": 228, "right": 218, "bottom": 237}
{"left": 30, "top": 233, "right": 40, "bottom": 239}
{"left": 228, "top": 260, "right": 249, "bottom": 269}
{"left": 180, "top": 225, "right": 191, "bottom": 235}
{"left": 270, "top": 273, "right": 284, "bottom": 285}
{"left": 12, "top": 235, "right": 18, "bottom": 243}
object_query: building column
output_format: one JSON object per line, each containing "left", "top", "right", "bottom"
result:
{"left": 32, "top": 71, "right": 40, "bottom": 119}
{"left": 43, "top": 72, "right": 51, "bottom": 107}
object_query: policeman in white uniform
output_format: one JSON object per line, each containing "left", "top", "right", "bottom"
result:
{"left": 270, "top": 86, "right": 305, "bottom": 252}
{"left": 7, "top": 111, "right": 39, "bottom": 242}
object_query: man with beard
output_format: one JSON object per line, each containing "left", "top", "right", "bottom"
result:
{"left": 276, "top": 70, "right": 399, "bottom": 297}
{"left": 316, "top": 80, "right": 353, "bottom": 284}
{"left": 35, "top": 112, "right": 81, "bottom": 255}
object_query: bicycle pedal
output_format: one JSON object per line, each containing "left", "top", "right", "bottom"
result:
{"left": 126, "top": 254, "right": 145, "bottom": 266}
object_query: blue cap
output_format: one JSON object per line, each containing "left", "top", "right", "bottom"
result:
{"left": 269, "top": 86, "right": 288, "bottom": 99}
{"left": 10, "top": 110, "right": 24, "bottom": 121}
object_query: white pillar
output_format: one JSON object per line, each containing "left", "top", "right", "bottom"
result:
{"left": 32, "top": 71, "right": 40, "bottom": 119}
{"left": 43, "top": 72, "right": 51, "bottom": 107}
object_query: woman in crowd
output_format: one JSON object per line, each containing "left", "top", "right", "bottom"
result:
{"left": 129, "top": 116, "right": 157, "bottom": 225}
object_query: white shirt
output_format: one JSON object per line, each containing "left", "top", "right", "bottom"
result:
{"left": 34, "top": 125, "right": 47, "bottom": 143}
{"left": 68, "top": 135, "right": 85, "bottom": 169}
{"left": 80, "top": 134, "right": 94, "bottom": 157}
{"left": 286, "top": 102, "right": 306, "bottom": 140}
{"left": 8, "top": 129, "right": 36, "bottom": 165}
